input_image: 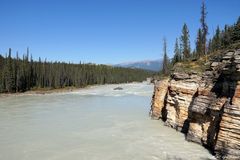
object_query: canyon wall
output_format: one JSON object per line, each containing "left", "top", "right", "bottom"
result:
{"left": 150, "top": 49, "right": 240, "bottom": 159}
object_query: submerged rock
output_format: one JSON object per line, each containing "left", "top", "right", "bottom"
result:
{"left": 113, "top": 87, "right": 123, "bottom": 90}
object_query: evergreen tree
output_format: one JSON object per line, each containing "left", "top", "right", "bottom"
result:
{"left": 180, "top": 23, "right": 191, "bottom": 60}
{"left": 212, "top": 26, "right": 221, "bottom": 51}
{"left": 222, "top": 25, "right": 232, "bottom": 47}
{"left": 231, "top": 17, "right": 240, "bottom": 42}
{"left": 200, "top": 0, "right": 208, "bottom": 55}
{"left": 0, "top": 55, "right": 4, "bottom": 92}
{"left": 5, "top": 48, "right": 15, "bottom": 92}
{"left": 16, "top": 52, "right": 20, "bottom": 92}
{"left": 173, "top": 38, "right": 181, "bottom": 64}
{"left": 196, "top": 28, "right": 203, "bottom": 58}
{"left": 208, "top": 38, "right": 213, "bottom": 53}
{"left": 162, "top": 38, "right": 169, "bottom": 75}
{"left": 0, "top": 49, "right": 154, "bottom": 93}
{"left": 192, "top": 49, "right": 197, "bottom": 59}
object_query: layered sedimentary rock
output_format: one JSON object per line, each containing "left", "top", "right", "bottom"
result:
{"left": 215, "top": 82, "right": 240, "bottom": 159}
{"left": 150, "top": 79, "right": 169, "bottom": 120}
{"left": 165, "top": 73, "right": 200, "bottom": 132}
{"left": 151, "top": 49, "right": 240, "bottom": 159}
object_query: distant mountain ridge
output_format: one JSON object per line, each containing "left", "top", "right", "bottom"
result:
{"left": 115, "top": 59, "right": 162, "bottom": 72}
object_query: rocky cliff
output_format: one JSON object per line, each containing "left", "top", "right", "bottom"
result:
{"left": 150, "top": 49, "right": 240, "bottom": 159}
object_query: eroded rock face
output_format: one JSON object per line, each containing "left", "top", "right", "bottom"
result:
{"left": 150, "top": 49, "right": 240, "bottom": 159}
{"left": 215, "top": 82, "right": 240, "bottom": 159}
{"left": 150, "top": 79, "right": 169, "bottom": 120}
{"left": 165, "top": 73, "right": 200, "bottom": 132}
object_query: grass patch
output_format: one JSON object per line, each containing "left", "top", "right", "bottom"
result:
{"left": 172, "top": 42, "right": 240, "bottom": 75}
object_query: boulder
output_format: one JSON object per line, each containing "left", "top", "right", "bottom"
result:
{"left": 171, "top": 72, "right": 190, "bottom": 80}
{"left": 113, "top": 87, "right": 123, "bottom": 90}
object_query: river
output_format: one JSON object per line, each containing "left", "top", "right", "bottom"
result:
{"left": 0, "top": 83, "right": 215, "bottom": 160}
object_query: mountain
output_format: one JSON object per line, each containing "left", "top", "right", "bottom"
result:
{"left": 115, "top": 59, "right": 162, "bottom": 72}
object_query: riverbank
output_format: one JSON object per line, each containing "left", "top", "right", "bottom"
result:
{"left": 0, "top": 87, "right": 83, "bottom": 98}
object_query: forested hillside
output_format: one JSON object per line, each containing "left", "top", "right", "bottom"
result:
{"left": 161, "top": 0, "right": 240, "bottom": 75}
{"left": 0, "top": 50, "right": 153, "bottom": 93}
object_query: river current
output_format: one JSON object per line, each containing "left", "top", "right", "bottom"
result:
{"left": 0, "top": 83, "right": 215, "bottom": 160}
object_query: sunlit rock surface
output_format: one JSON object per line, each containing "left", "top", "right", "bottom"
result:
{"left": 150, "top": 79, "right": 169, "bottom": 120}
{"left": 151, "top": 49, "right": 240, "bottom": 159}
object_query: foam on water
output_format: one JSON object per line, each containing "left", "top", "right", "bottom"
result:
{"left": 0, "top": 83, "right": 215, "bottom": 160}
{"left": 69, "top": 82, "right": 153, "bottom": 97}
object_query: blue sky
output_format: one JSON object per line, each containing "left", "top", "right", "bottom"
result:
{"left": 0, "top": 0, "right": 239, "bottom": 64}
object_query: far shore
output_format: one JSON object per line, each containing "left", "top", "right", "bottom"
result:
{"left": 0, "top": 87, "right": 84, "bottom": 98}
{"left": 0, "top": 82, "right": 148, "bottom": 98}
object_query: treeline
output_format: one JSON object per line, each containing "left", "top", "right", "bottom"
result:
{"left": 162, "top": 0, "right": 240, "bottom": 75}
{"left": 0, "top": 49, "right": 153, "bottom": 93}
{"left": 208, "top": 19, "right": 240, "bottom": 53}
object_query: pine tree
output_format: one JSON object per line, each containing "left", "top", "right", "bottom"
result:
{"left": 173, "top": 38, "right": 181, "bottom": 64}
{"left": 5, "top": 48, "right": 15, "bottom": 92}
{"left": 222, "top": 25, "right": 232, "bottom": 47}
{"left": 200, "top": 0, "right": 208, "bottom": 55}
{"left": 196, "top": 28, "right": 203, "bottom": 58}
{"left": 162, "top": 38, "right": 169, "bottom": 75}
{"left": 0, "top": 55, "right": 4, "bottom": 92}
{"left": 212, "top": 26, "right": 221, "bottom": 51}
{"left": 180, "top": 23, "right": 191, "bottom": 60}
{"left": 231, "top": 17, "right": 240, "bottom": 42}
{"left": 16, "top": 52, "right": 20, "bottom": 92}
{"left": 0, "top": 49, "right": 153, "bottom": 93}
{"left": 208, "top": 38, "right": 212, "bottom": 53}
{"left": 192, "top": 49, "right": 197, "bottom": 59}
